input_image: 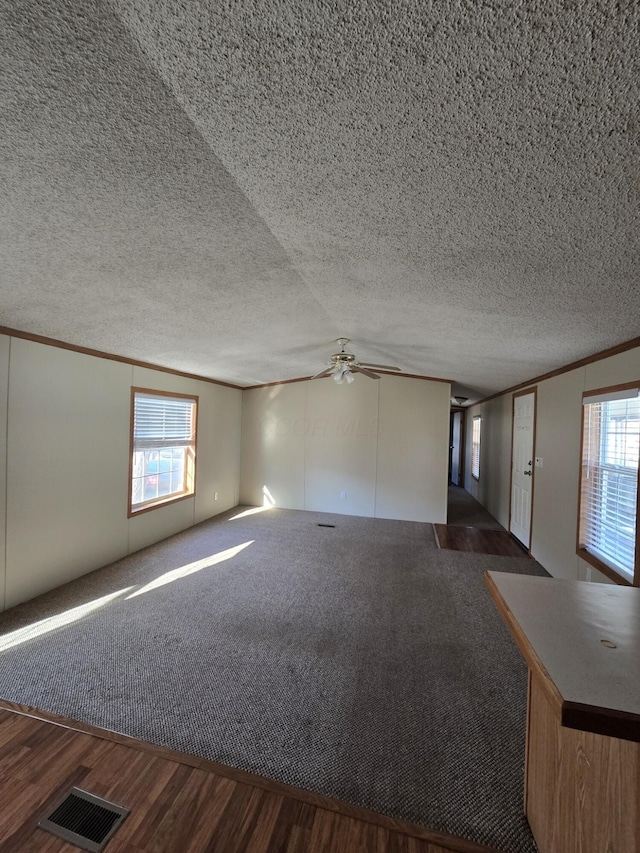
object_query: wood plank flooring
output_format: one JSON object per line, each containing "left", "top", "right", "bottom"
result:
{"left": 0, "top": 701, "right": 501, "bottom": 853}
{"left": 434, "top": 524, "right": 531, "bottom": 558}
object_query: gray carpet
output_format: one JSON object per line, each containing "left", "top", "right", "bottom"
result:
{"left": 0, "top": 508, "right": 547, "bottom": 852}
{"left": 447, "top": 486, "right": 505, "bottom": 530}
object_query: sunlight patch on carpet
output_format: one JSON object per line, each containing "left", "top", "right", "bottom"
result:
{"left": 126, "top": 541, "right": 253, "bottom": 599}
{"left": 0, "top": 588, "right": 134, "bottom": 652}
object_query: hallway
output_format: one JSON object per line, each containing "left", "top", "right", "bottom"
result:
{"left": 446, "top": 485, "right": 504, "bottom": 529}
{"left": 436, "top": 486, "right": 531, "bottom": 558}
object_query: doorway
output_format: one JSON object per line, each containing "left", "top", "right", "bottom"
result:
{"left": 510, "top": 389, "right": 537, "bottom": 549}
{"left": 448, "top": 409, "right": 464, "bottom": 486}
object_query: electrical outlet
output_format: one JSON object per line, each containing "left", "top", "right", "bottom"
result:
{"left": 214, "top": 492, "right": 219, "bottom": 500}
{"left": 585, "top": 566, "right": 592, "bottom": 582}
{"left": 340, "top": 491, "right": 346, "bottom": 500}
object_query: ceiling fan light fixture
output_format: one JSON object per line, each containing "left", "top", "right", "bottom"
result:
{"left": 314, "top": 338, "right": 400, "bottom": 385}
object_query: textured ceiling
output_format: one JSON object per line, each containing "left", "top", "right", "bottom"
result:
{"left": 1, "top": 0, "right": 638, "bottom": 400}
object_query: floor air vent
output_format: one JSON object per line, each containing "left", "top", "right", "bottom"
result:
{"left": 38, "top": 787, "right": 130, "bottom": 852}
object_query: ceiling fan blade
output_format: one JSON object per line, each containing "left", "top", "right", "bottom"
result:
{"left": 351, "top": 365, "right": 380, "bottom": 379}
{"left": 358, "top": 362, "right": 402, "bottom": 371}
{"left": 311, "top": 367, "right": 333, "bottom": 379}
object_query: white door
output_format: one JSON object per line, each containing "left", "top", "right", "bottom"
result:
{"left": 450, "top": 411, "right": 462, "bottom": 485}
{"left": 510, "top": 391, "right": 535, "bottom": 548}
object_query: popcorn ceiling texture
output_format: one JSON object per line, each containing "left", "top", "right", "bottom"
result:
{"left": 1, "top": 0, "right": 638, "bottom": 396}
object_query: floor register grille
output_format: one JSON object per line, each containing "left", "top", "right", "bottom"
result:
{"left": 38, "top": 787, "right": 130, "bottom": 852}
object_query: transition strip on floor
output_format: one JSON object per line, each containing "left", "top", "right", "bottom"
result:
{"left": 0, "top": 698, "right": 502, "bottom": 853}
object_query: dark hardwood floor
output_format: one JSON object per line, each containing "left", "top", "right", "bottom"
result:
{"left": 0, "top": 701, "right": 501, "bottom": 853}
{"left": 434, "top": 524, "right": 531, "bottom": 558}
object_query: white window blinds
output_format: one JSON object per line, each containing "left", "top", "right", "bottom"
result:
{"left": 133, "top": 393, "right": 196, "bottom": 450}
{"left": 581, "top": 388, "right": 639, "bottom": 581}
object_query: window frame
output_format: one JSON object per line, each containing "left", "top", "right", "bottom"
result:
{"left": 471, "top": 415, "right": 481, "bottom": 481}
{"left": 577, "top": 381, "right": 640, "bottom": 587}
{"left": 128, "top": 387, "right": 199, "bottom": 517}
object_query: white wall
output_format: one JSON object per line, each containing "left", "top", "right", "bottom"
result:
{"left": 531, "top": 370, "right": 584, "bottom": 580}
{"left": 0, "top": 334, "right": 242, "bottom": 609}
{"left": 240, "top": 374, "right": 450, "bottom": 523}
{"left": 376, "top": 375, "right": 450, "bottom": 521}
{"left": 6, "top": 339, "right": 131, "bottom": 607}
{"left": 240, "top": 382, "right": 306, "bottom": 510}
{"left": 305, "top": 374, "right": 379, "bottom": 516}
{"left": 464, "top": 344, "right": 640, "bottom": 583}
{"left": 0, "top": 337, "right": 10, "bottom": 611}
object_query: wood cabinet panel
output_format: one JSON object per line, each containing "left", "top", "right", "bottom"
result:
{"left": 526, "top": 671, "right": 639, "bottom": 853}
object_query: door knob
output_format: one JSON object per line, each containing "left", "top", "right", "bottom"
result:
{"left": 524, "top": 470, "right": 532, "bottom": 476}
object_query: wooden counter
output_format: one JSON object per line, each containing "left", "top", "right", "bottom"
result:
{"left": 485, "top": 571, "right": 640, "bottom": 853}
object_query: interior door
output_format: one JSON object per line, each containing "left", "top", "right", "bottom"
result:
{"left": 510, "top": 391, "right": 536, "bottom": 548}
{"left": 450, "top": 411, "right": 462, "bottom": 486}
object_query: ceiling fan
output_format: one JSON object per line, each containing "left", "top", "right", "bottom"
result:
{"left": 312, "top": 339, "right": 401, "bottom": 384}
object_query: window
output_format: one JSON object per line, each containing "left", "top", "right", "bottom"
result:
{"left": 471, "top": 416, "right": 481, "bottom": 480}
{"left": 129, "top": 389, "right": 198, "bottom": 515}
{"left": 578, "top": 384, "right": 639, "bottom": 585}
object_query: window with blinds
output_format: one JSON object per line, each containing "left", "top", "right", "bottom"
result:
{"left": 129, "top": 390, "right": 198, "bottom": 514}
{"left": 578, "top": 385, "right": 639, "bottom": 585}
{"left": 471, "top": 416, "right": 481, "bottom": 480}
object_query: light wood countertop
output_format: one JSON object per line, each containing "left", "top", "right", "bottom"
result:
{"left": 485, "top": 571, "right": 640, "bottom": 742}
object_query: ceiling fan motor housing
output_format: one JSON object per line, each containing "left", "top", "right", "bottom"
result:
{"left": 310, "top": 338, "right": 401, "bottom": 381}
{"left": 331, "top": 352, "right": 357, "bottom": 365}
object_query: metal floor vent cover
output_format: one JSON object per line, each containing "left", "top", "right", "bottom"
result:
{"left": 38, "top": 787, "right": 130, "bottom": 852}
